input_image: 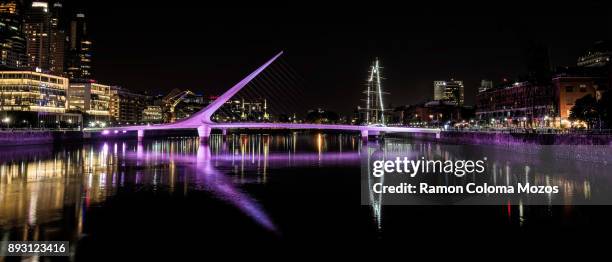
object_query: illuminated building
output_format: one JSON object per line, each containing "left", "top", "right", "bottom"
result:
{"left": 0, "top": 1, "right": 27, "bottom": 69}
{"left": 24, "top": 2, "right": 51, "bottom": 71}
{"left": 49, "top": 1, "right": 65, "bottom": 75}
{"left": 210, "top": 98, "right": 269, "bottom": 122}
{"left": 0, "top": 70, "right": 80, "bottom": 127}
{"left": 143, "top": 105, "right": 163, "bottom": 123}
{"left": 240, "top": 98, "right": 269, "bottom": 121}
{"left": 109, "top": 86, "right": 149, "bottom": 125}
{"left": 553, "top": 75, "right": 603, "bottom": 122}
{"left": 434, "top": 79, "right": 464, "bottom": 105}
{"left": 68, "top": 82, "right": 110, "bottom": 125}
{"left": 476, "top": 72, "right": 605, "bottom": 128}
{"left": 478, "top": 80, "right": 493, "bottom": 93}
{"left": 577, "top": 41, "right": 611, "bottom": 68}
{"left": 306, "top": 108, "right": 339, "bottom": 124}
{"left": 476, "top": 81, "right": 555, "bottom": 127}
{"left": 395, "top": 101, "right": 472, "bottom": 127}
{"left": 182, "top": 93, "right": 206, "bottom": 104}
{"left": 65, "top": 10, "right": 92, "bottom": 81}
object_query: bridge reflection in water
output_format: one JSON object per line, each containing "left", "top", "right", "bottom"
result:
{"left": 0, "top": 133, "right": 363, "bottom": 245}
{"left": 0, "top": 133, "right": 610, "bottom": 252}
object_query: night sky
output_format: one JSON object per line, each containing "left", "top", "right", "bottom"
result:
{"left": 65, "top": 1, "right": 612, "bottom": 114}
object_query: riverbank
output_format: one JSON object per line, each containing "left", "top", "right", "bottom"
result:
{"left": 0, "top": 130, "right": 84, "bottom": 146}
{"left": 395, "top": 131, "right": 612, "bottom": 145}
{"left": 391, "top": 131, "right": 612, "bottom": 163}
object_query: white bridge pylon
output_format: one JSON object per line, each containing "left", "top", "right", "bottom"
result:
{"left": 87, "top": 51, "right": 440, "bottom": 141}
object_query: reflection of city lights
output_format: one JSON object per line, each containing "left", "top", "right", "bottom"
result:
{"left": 1, "top": 134, "right": 610, "bottom": 241}
{"left": 316, "top": 133, "right": 323, "bottom": 156}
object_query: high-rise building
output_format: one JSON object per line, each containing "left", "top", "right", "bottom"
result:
{"left": 433, "top": 79, "right": 464, "bottom": 105}
{"left": 24, "top": 1, "right": 52, "bottom": 72}
{"left": 0, "top": 1, "right": 27, "bottom": 69}
{"left": 65, "top": 10, "right": 91, "bottom": 81}
{"left": 49, "top": 1, "right": 65, "bottom": 75}
{"left": 23, "top": 1, "right": 64, "bottom": 75}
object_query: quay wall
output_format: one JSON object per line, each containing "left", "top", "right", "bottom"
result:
{"left": 392, "top": 131, "right": 612, "bottom": 163}
{"left": 0, "top": 131, "right": 84, "bottom": 147}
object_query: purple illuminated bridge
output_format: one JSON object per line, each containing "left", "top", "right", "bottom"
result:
{"left": 86, "top": 52, "right": 440, "bottom": 141}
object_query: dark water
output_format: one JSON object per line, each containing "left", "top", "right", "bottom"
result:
{"left": 1, "top": 133, "right": 611, "bottom": 260}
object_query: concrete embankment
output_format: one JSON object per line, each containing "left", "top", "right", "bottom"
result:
{"left": 392, "top": 131, "right": 612, "bottom": 163}
{"left": 395, "top": 131, "right": 612, "bottom": 145}
{"left": 0, "top": 130, "right": 84, "bottom": 146}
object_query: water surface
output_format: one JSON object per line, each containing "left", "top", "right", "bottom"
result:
{"left": 1, "top": 133, "right": 611, "bottom": 259}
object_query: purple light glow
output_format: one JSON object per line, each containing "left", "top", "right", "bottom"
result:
{"left": 125, "top": 145, "right": 279, "bottom": 232}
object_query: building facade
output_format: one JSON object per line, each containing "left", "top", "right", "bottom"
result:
{"left": 476, "top": 81, "right": 555, "bottom": 127}
{"left": 552, "top": 75, "right": 602, "bottom": 120}
{"left": 0, "top": 70, "right": 80, "bottom": 127}
{"left": 434, "top": 79, "right": 464, "bottom": 105}
{"left": 395, "top": 101, "right": 471, "bottom": 127}
{"left": 109, "top": 86, "right": 148, "bottom": 125}
{"left": 210, "top": 98, "right": 270, "bottom": 122}
{"left": 478, "top": 80, "right": 493, "bottom": 93}
{"left": 65, "top": 11, "right": 92, "bottom": 81}
{"left": 142, "top": 105, "right": 163, "bottom": 123}
{"left": 476, "top": 74, "right": 605, "bottom": 128}
{"left": 68, "top": 82, "right": 110, "bottom": 125}
{"left": 578, "top": 41, "right": 611, "bottom": 68}
{"left": 0, "top": 1, "right": 27, "bottom": 69}
{"left": 24, "top": 2, "right": 51, "bottom": 72}
{"left": 49, "top": 1, "right": 65, "bottom": 75}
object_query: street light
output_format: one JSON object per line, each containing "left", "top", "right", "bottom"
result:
{"left": 2, "top": 117, "right": 10, "bottom": 128}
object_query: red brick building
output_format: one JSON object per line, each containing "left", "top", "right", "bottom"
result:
{"left": 476, "top": 74, "right": 607, "bottom": 128}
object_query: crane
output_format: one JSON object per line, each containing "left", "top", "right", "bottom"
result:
{"left": 163, "top": 89, "right": 194, "bottom": 122}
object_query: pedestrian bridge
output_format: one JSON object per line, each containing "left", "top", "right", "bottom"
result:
{"left": 85, "top": 52, "right": 440, "bottom": 141}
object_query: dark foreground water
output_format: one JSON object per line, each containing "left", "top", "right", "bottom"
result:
{"left": 1, "top": 133, "right": 612, "bottom": 260}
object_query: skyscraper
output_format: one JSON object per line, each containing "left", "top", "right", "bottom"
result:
{"left": 0, "top": 0, "right": 27, "bottom": 69}
{"left": 24, "top": 1, "right": 52, "bottom": 71}
{"left": 65, "top": 10, "right": 91, "bottom": 81}
{"left": 433, "top": 79, "right": 464, "bottom": 105}
{"left": 49, "top": 1, "right": 65, "bottom": 75}
{"left": 0, "top": 1, "right": 27, "bottom": 68}
{"left": 23, "top": 1, "right": 64, "bottom": 75}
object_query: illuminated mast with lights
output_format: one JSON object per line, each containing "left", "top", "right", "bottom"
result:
{"left": 362, "top": 58, "right": 387, "bottom": 125}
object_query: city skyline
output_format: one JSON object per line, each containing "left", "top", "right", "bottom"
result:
{"left": 1, "top": 0, "right": 611, "bottom": 120}
{"left": 81, "top": 1, "right": 611, "bottom": 114}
